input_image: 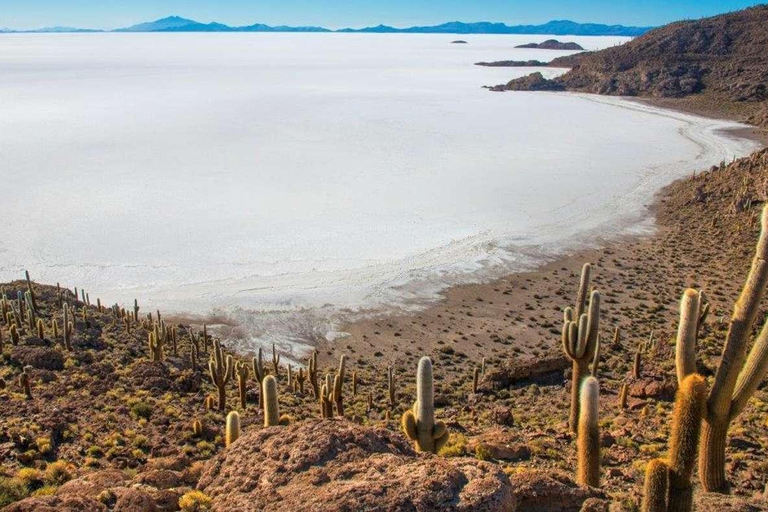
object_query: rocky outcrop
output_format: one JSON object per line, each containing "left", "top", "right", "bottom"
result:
{"left": 10, "top": 346, "right": 64, "bottom": 371}
{"left": 479, "top": 351, "right": 569, "bottom": 390}
{"left": 197, "top": 419, "right": 516, "bottom": 511}
{"left": 493, "top": 4, "right": 768, "bottom": 126}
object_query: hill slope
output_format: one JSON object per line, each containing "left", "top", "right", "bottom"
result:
{"left": 495, "top": 5, "right": 768, "bottom": 127}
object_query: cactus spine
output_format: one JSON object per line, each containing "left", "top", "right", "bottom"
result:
{"left": 235, "top": 361, "right": 249, "bottom": 410}
{"left": 209, "top": 339, "right": 233, "bottom": 412}
{"left": 225, "top": 411, "right": 240, "bottom": 447}
{"left": 576, "top": 376, "right": 600, "bottom": 487}
{"left": 401, "top": 357, "right": 449, "bottom": 453}
{"left": 562, "top": 265, "right": 600, "bottom": 433}
{"left": 263, "top": 375, "right": 289, "bottom": 426}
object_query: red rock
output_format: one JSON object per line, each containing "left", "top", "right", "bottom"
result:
{"left": 508, "top": 470, "right": 605, "bottom": 512}
{"left": 198, "top": 419, "right": 515, "bottom": 511}
{"left": 56, "top": 469, "right": 131, "bottom": 499}
{"left": 466, "top": 430, "right": 531, "bottom": 461}
{"left": 113, "top": 488, "right": 159, "bottom": 512}
{"left": 2, "top": 495, "right": 106, "bottom": 512}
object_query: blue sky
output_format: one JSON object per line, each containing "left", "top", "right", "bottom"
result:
{"left": 0, "top": 0, "right": 763, "bottom": 30}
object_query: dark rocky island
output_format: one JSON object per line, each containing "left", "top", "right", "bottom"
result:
{"left": 476, "top": 53, "right": 590, "bottom": 68}
{"left": 514, "top": 39, "right": 585, "bottom": 50}
{"left": 451, "top": 40, "right": 468, "bottom": 44}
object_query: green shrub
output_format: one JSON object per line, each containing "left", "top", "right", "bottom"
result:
{"left": 0, "top": 477, "right": 29, "bottom": 508}
{"left": 44, "top": 461, "right": 74, "bottom": 485}
{"left": 179, "top": 490, "right": 212, "bottom": 511}
{"left": 130, "top": 402, "right": 153, "bottom": 420}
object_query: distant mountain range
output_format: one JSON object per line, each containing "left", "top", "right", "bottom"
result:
{"left": 0, "top": 16, "right": 652, "bottom": 36}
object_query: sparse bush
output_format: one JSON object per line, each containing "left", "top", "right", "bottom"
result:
{"left": 0, "top": 477, "right": 29, "bottom": 507}
{"left": 179, "top": 490, "right": 212, "bottom": 511}
{"left": 44, "top": 461, "right": 74, "bottom": 485}
{"left": 438, "top": 433, "right": 467, "bottom": 457}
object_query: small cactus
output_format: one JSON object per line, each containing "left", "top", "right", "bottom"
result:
{"left": 263, "top": 375, "right": 289, "bottom": 427}
{"left": 19, "top": 366, "right": 32, "bottom": 399}
{"left": 618, "top": 382, "right": 628, "bottom": 409}
{"left": 225, "top": 411, "right": 241, "bottom": 447}
{"left": 252, "top": 347, "right": 267, "bottom": 407}
{"left": 204, "top": 395, "right": 216, "bottom": 410}
{"left": 387, "top": 365, "right": 396, "bottom": 407}
{"left": 297, "top": 367, "right": 306, "bottom": 394}
{"left": 192, "top": 419, "right": 203, "bottom": 437}
{"left": 36, "top": 318, "right": 44, "bottom": 339}
{"left": 401, "top": 357, "right": 448, "bottom": 454}
{"left": 352, "top": 371, "right": 357, "bottom": 396}
{"left": 10, "top": 324, "right": 19, "bottom": 346}
{"left": 576, "top": 376, "right": 600, "bottom": 487}
{"left": 472, "top": 367, "right": 480, "bottom": 394}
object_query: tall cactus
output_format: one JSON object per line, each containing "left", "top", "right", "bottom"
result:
{"left": 401, "top": 357, "right": 449, "bottom": 453}
{"left": 563, "top": 265, "right": 601, "bottom": 433}
{"left": 225, "top": 411, "right": 240, "bottom": 447}
{"left": 252, "top": 347, "right": 267, "bottom": 408}
{"left": 308, "top": 350, "right": 319, "bottom": 398}
{"left": 641, "top": 374, "right": 707, "bottom": 512}
{"left": 235, "top": 361, "right": 249, "bottom": 410}
{"left": 334, "top": 355, "right": 346, "bottom": 416}
{"left": 263, "top": 375, "right": 289, "bottom": 426}
{"left": 209, "top": 339, "right": 233, "bottom": 412}
{"left": 673, "top": 204, "right": 768, "bottom": 492}
{"left": 577, "top": 376, "right": 600, "bottom": 487}
{"left": 387, "top": 365, "right": 396, "bottom": 407}
{"left": 271, "top": 343, "right": 280, "bottom": 379}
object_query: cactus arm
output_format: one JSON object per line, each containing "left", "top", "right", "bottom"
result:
{"left": 401, "top": 410, "right": 417, "bottom": 440}
{"left": 433, "top": 420, "right": 447, "bottom": 440}
{"left": 730, "top": 318, "right": 768, "bottom": 420}
{"left": 675, "top": 289, "right": 700, "bottom": 386}
{"left": 585, "top": 291, "right": 601, "bottom": 360}
{"left": 708, "top": 206, "right": 768, "bottom": 421}
{"left": 576, "top": 314, "right": 589, "bottom": 358}
{"left": 575, "top": 263, "right": 591, "bottom": 319}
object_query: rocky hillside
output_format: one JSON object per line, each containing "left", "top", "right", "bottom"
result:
{"left": 494, "top": 5, "right": 768, "bottom": 127}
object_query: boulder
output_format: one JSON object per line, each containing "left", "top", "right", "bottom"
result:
{"left": 10, "top": 346, "right": 64, "bottom": 371}
{"left": 628, "top": 377, "right": 676, "bottom": 401}
{"left": 198, "top": 419, "right": 515, "bottom": 511}
{"left": 480, "top": 351, "right": 569, "bottom": 390}
{"left": 509, "top": 470, "right": 605, "bottom": 512}
{"left": 467, "top": 430, "right": 531, "bottom": 461}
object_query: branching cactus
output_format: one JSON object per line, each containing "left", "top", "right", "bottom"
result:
{"left": 148, "top": 324, "right": 164, "bottom": 362}
{"left": 235, "top": 361, "right": 249, "bottom": 410}
{"left": 252, "top": 347, "right": 267, "bottom": 408}
{"left": 209, "top": 339, "right": 233, "bottom": 412}
{"left": 563, "top": 266, "right": 601, "bottom": 432}
{"left": 674, "top": 204, "right": 768, "bottom": 492}
{"left": 308, "top": 350, "right": 319, "bottom": 398}
{"left": 401, "top": 357, "right": 449, "bottom": 454}
{"left": 225, "top": 411, "right": 240, "bottom": 447}
{"left": 641, "top": 374, "right": 707, "bottom": 512}
{"left": 263, "top": 375, "right": 290, "bottom": 427}
{"left": 577, "top": 376, "right": 600, "bottom": 487}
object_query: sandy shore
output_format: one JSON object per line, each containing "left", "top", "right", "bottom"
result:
{"left": 322, "top": 100, "right": 768, "bottom": 368}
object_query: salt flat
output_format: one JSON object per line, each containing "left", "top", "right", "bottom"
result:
{"left": 0, "top": 33, "right": 760, "bottom": 357}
